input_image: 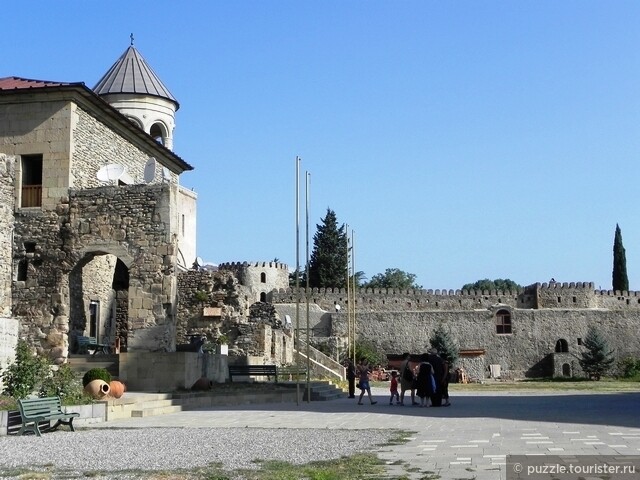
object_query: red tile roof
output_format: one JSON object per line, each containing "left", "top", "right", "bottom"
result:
{"left": 0, "top": 76, "right": 78, "bottom": 90}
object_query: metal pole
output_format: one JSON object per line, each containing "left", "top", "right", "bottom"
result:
{"left": 351, "top": 230, "right": 356, "bottom": 366}
{"left": 345, "top": 223, "right": 351, "bottom": 362}
{"left": 305, "top": 171, "right": 311, "bottom": 403}
{"left": 295, "top": 156, "right": 300, "bottom": 405}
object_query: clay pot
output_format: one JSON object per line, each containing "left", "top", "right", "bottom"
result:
{"left": 191, "top": 377, "right": 213, "bottom": 391}
{"left": 109, "top": 380, "right": 126, "bottom": 399}
{"left": 84, "top": 379, "right": 111, "bottom": 399}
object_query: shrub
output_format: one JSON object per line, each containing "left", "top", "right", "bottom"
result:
{"left": 40, "top": 363, "right": 86, "bottom": 403}
{"left": 82, "top": 367, "right": 112, "bottom": 387}
{"left": 617, "top": 357, "right": 640, "bottom": 379}
{"left": 0, "top": 340, "right": 50, "bottom": 399}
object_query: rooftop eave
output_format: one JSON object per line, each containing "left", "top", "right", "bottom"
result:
{"left": 0, "top": 83, "right": 193, "bottom": 173}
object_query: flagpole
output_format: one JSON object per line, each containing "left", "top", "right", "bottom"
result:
{"left": 295, "top": 156, "right": 301, "bottom": 405}
{"left": 345, "top": 223, "right": 350, "bottom": 362}
{"left": 305, "top": 171, "right": 311, "bottom": 403}
{"left": 351, "top": 229, "right": 356, "bottom": 367}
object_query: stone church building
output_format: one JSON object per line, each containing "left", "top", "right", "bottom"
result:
{"left": 0, "top": 44, "right": 197, "bottom": 367}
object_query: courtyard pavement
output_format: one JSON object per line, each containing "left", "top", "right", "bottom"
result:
{"left": 91, "top": 387, "right": 640, "bottom": 479}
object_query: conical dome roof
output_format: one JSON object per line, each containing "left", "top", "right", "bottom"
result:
{"left": 93, "top": 46, "right": 179, "bottom": 109}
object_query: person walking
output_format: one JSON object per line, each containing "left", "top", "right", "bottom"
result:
{"left": 389, "top": 371, "right": 400, "bottom": 405}
{"left": 357, "top": 360, "right": 377, "bottom": 405}
{"left": 399, "top": 352, "right": 418, "bottom": 406}
{"left": 344, "top": 359, "right": 356, "bottom": 398}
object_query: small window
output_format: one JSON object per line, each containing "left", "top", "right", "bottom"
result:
{"left": 260, "top": 272, "right": 266, "bottom": 283}
{"left": 557, "top": 296, "right": 562, "bottom": 303}
{"left": 24, "top": 242, "right": 36, "bottom": 253}
{"left": 260, "top": 292, "right": 266, "bottom": 302}
{"left": 17, "top": 259, "right": 28, "bottom": 281}
{"left": 496, "top": 309, "right": 512, "bottom": 334}
{"left": 21, "top": 154, "right": 43, "bottom": 207}
{"left": 577, "top": 338, "right": 582, "bottom": 346}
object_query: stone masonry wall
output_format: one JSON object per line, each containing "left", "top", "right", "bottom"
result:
{"left": 333, "top": 308, "right": 640, "bottom": 378}
{"left": 0, "top": 100, "right": 72, "bottom": 210}
{"left": 272, "top": 282, "right": 640, "bottom": 313}
{"left": 12, "top": 184, "right": 178, "bottom": 362}
{"left": 0, "top": 154, "right": 15, "bottom": 316}
{"left": 72, "top": 106, "right": 176, "bottom": 188}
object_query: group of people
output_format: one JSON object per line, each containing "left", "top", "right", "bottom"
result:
{"left": 344, "top": 349, "right": 451, "bottom": 407}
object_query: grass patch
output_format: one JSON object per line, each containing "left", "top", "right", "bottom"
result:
{"left": 447, "top": 379, "right": 640, "bottom": 392}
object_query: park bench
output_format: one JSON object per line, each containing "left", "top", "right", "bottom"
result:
{"left": 17, "top": 396, "right": 79, "bottom": 436}
{"left": 228, "top": 364, "right": 278, "bottom": 383}
{"left": 77, "top": 336, "right": 110, "bottom": 355}
{"left": 277, "top": 365, "right": 309, "bottom": 381}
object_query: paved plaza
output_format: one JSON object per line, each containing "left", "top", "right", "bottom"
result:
{"left": 89, "top": 387, "right": 640, "bottom": 479}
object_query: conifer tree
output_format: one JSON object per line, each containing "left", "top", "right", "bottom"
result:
{"left": 429, "top": 324, "right": 459, "bottom": 365}
{"left": 578, "top": 325, "right": 614, "bottom": 380}
{"left": 308, "top": 208, "right": 348, "bottom": 288}
{"left": 612, "top": 224, "right": 629, "bottom": 292}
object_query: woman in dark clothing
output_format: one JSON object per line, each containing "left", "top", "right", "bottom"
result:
{"left": 415, "top": 360, "right": 436, "bottom": 407}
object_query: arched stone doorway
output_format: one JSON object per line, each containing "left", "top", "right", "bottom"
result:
{"left": 68, "top": 252, "right": 129, "bottom": 354}
{"left": 555, "top": 338, "right": 569, "bottom": 353}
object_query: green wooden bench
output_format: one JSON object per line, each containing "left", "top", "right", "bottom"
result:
{"left": 17, "top": 396, "right": 80, "bottom": 436}
{"left": 228, "top": 364, "right": 278, "bottom": 382}
{"left": 277, "top": 365, "right": 309, "bottom": 381}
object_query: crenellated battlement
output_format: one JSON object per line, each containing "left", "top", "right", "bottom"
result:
{"left": 270, "top": 281, "right": 640, "bottom": 312}
{"left": 218, "top": 261, "right": 289, "bottom": 271}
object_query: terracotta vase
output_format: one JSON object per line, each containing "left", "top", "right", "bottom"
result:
{"left": 84, "top": 379, "right": 110, "bottom": 399}
{"left": 109, "top": 380, "right": 126, "bottom": 399}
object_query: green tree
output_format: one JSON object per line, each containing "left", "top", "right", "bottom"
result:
{"left": 461, "top": 278, "right": 521, "bottom": 292}
{"left": 612, "top": 224, "right": 629, "bottom": 292}
{"left": 1, "top": 340, "right": 50, "bottom": 399}
{"left": 308, "top": 208, "right": 348, "bottom": 288}
{"left": 429, "top": 324, "right": 459, "bottom": 365}
{"left": 578, "top": 325, "right": 615, "bottom": 380}
{"left": 363, "top": 268, "right": 422, "bottom": 290}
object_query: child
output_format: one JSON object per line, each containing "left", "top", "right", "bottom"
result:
{"left": 389, "top": 371, "right": 400, "bottom": 405}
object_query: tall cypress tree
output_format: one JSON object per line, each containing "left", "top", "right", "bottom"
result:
{"left": 612, "top": 223, "right": 629, "bottom": 292}
{"left": 308, "top": 208, "right": 348, "bottom": 288}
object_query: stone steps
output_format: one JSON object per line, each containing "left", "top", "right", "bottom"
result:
{"left": 299, "top": 381, "right": 347, "bottom": 401}
{"left": 105, "top": 393, "right": 180, "bottom": 421}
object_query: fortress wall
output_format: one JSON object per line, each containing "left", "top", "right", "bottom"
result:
{"left": 334, "top": 308, "right": 640, "bottom": 378}
{"left": 272, "top": 283, "right": 640, "bottom": 313}
{"left": 273, "top": 288, "right": 527, "bottom": 312}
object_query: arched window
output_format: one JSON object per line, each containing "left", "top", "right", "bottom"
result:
{"left": 150, "top": 122, "right": 167, "bottom": 145}
{"left": 496, "top": 309, "right": 512, "bottom": 334}
{"left": 260, "top": 292, "right": 267, "bottom": 302}
{"left": 260, "top": 272, "right": 266, "bottom": 283}
{"left": 555, "top": 339, "right": 569, "bottom": 353}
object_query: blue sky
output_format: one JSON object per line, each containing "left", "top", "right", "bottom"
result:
{"left": 4, "top": 1, "right": 640, "bottom": 290}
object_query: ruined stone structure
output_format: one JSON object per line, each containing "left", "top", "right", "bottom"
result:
{"left": 271, "top": 282, "right": 640, "bottom": 379}
{"left": 176, "top": 269, "right": 293, "bottom": 366}
{"left": 0, "top": 45, "right": 196, "bottom": 365}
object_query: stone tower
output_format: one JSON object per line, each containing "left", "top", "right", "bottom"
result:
{"left": 93, "top": 41, "right": 179, "bottom": 150}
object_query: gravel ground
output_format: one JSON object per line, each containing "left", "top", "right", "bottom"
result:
{"left": 0, "top": 427, "right": 395, "bottom": 479}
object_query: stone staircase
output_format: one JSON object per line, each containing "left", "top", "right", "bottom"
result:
{"left": 106, "top": 393, "right": 183, "bottom": 420}
{"left": 300, "top": 381, "right": 347, "bottom": 401}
